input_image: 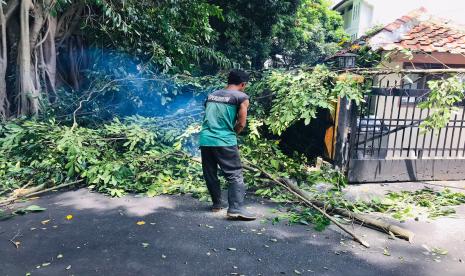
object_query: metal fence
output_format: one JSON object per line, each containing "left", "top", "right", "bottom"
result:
{"left": 338, "top": 74, "right": 465, "bottom": 183}
{"left": 351, "top": 88, "right": 465, "bottom": 160}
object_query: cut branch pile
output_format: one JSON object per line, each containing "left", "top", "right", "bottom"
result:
{"left": 242, "top": 161, "right": 414, "bottom": 246}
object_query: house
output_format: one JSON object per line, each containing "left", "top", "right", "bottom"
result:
{"left": 329, "top": 8, "right": 465, "bottom": 182}
{"left": 362, "top": 7, "right": 465, "bottom": 87}
{"left": 332, "top": 0, "right": 465, "bottom": 40}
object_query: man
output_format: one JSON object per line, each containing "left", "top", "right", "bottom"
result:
{"left": 199, "top": 70, "right": 256, "bottom": 221}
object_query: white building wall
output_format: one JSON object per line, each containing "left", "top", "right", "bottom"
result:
{"left": 333, "top": 0, "right": 465, "bottom": 39}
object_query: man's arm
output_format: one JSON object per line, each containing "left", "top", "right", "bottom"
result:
{"left": 235, "top": 99, "right": 249, "bottom": 134}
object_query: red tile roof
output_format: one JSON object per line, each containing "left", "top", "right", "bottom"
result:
{"left": 369, "top": 7, "right": 465, "bottom": 54}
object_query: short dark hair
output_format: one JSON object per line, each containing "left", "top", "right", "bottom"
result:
{"left": 228, "top": 69, "right": 250, "bottom": 85}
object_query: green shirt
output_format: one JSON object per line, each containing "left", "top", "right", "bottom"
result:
{"left": 199, "top": 89, "right": 249, "bottom": 147}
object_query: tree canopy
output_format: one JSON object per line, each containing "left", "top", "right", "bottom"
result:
{"left": 0, "top": 0, "right": 345, "bottom": 119}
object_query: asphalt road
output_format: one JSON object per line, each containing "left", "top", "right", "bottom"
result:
{"left": 1, "top": 188, "right": 464, "bottom": 276}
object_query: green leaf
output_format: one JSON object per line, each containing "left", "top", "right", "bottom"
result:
{"left": 24, "top": 205, "right": 47, "bottom": 212}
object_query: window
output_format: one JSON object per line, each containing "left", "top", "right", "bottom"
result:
{"left": 352, "top": 3, "right": 359, "bottom": 21}
{"left": 344, "top": 5, "right": 353, "bottom": 29}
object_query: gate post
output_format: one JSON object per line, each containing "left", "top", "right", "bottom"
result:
{"left": 334, "top": 97, "right": 355, "bottom": 171}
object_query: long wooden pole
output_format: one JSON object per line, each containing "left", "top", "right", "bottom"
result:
{"left": 279, "top": 178, "right": 414, "bottom": 242}
{"left": 242, "top": 161, "right": 414, "bottom": 243}
{"left": 243, "top": 161, "right": 370, "bottom": 248}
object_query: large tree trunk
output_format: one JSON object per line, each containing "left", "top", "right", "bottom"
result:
{"left": 43, "top": 15, "right": 57, "bottom": 100}
{"left": 0, "top": 2, "right": 9, "bottom": 119}
{"left": 18, "top": 0, "right": 39, "bottom": 116}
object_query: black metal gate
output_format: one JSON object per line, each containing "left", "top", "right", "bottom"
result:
{"left": 346, "top": 87, "right": 465, "bottom": 183}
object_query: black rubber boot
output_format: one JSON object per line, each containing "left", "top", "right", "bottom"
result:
{"left": 227, "top": 209, "right": 256, "bottom": 221}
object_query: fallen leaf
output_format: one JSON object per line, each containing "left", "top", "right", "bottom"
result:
{"left": 24, "top": 205, "right": 47, "bottom": 212}
{"left": 66, "top": 215, "right": 73, "bottom": 220}
{"left": 432, "top": 247, "right": 448, "bottom": 255}
{"left": 383, "top": 248, "right": 391, "bottom": 256}
{"left": 41, "top": 219, "right": 50, "bottom": 225}
{"left": 137, "top": 221, "right": 146, "bottom": 226}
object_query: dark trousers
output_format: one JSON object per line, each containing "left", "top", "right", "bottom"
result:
{"left": 200, "top": 146, "right": 245, "bottom": 212}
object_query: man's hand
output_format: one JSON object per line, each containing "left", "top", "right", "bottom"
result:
{"left": 235, "top": 99, "right": 249, "bottom": 134}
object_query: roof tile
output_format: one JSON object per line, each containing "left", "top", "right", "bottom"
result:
{"left": 373, "top": 9, "right": 465, "bottom": 54}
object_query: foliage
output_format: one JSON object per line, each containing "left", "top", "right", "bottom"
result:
{"left": 208, "top": 0, "right": 299, "bottom": 69}
{"left": 0, "top": 117, "right": 320, "bottom": 202}
{"left": 332, "top": 73, "right": 366, "bottom": 105}
{"left": 208, "top": 0, "right": 345, "bottom": 69}
{"left": 0, "top": 119, "right": 208, "bottom": 198}
{"left": 248, "top": 66, "right": 365, "bottom": 135}
{"left": 418, "top": 76, "right": 465, "bottom": 131}
{"left": 85, "top": 0, "right": 231, "bottom": 73}
{"left": 270, "top": 206, "right": 330, "bottom": 231}
{"left": 353, "top": 188, "right": 465, "bottom": 220}
{"left": 270, "top": 0, "right": 347, "bottom": 66}
{"left": 363, "top": 24, "right": 384, "bottom": 37}
{"left": 240, "top": 136, "right": 312, "bottom": 191}
{"left": 354, "top": 45, "right": 383, "bottom": 68}
{"left": 263, "top": 66, "right": 337, "bottom": 135}
{"left": 42, "top": 62, "right": 225, "bottom": 125}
